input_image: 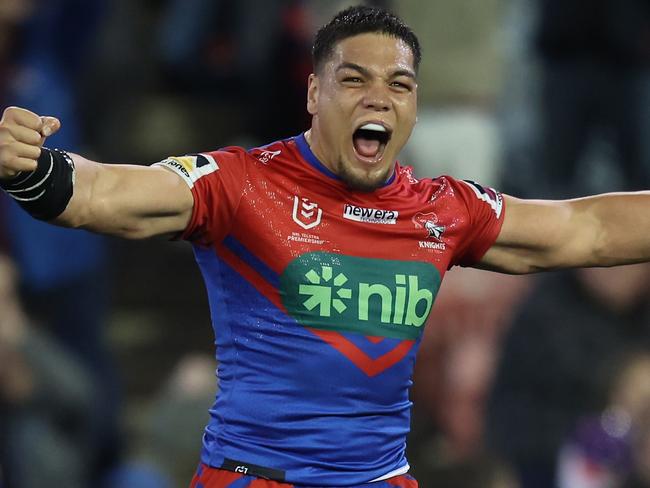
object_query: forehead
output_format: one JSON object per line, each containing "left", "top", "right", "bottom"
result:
{"left": 327, "top": 33, "right": 415, "bottom": 74}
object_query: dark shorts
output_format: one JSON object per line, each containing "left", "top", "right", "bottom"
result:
{"left": 189, "top": 463, "right": 419, "bottom": 488}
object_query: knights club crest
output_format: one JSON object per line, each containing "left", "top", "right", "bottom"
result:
{"left": 412, "top": 212, "right": 445, "bottom": 240}
{"left": 292, "top": 196, "right": 322, "bottom": 230}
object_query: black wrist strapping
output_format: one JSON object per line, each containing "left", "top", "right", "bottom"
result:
{"left": 0, "top": 147, "right": 75, "bottom": 220}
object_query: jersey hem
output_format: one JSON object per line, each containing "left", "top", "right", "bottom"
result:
{"left": 370, "top": 463, "right": 410, "bottom": 482}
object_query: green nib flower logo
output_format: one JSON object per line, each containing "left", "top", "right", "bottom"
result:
{"left": 299, "top": 265, "right": 352, "bottom": 317}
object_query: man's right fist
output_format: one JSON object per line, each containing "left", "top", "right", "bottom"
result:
{"left": 0, "top": 107, "right": 61, "bottom": 179}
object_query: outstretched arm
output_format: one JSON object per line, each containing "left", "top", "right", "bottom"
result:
{"left": 479, "top": 193, "right": 650, "bottom": 274}
{"left": 0, "top": 106, "right": 194, "bottom": 239}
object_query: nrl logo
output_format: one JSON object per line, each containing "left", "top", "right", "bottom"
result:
{"left": 292, "top": 196, "right": 322, "bottom": 230}
{"left": 412, "top": 212, "right": 445, "bottom": 240}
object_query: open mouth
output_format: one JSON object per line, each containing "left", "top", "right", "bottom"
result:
{"left": 352, "top": 123, "right": 392, "bottom": 162}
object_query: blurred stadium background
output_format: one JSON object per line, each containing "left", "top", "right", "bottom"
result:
{"left": 1, "top": 0, "right": 649, "bottom": 487}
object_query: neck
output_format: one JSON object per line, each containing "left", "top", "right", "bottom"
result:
{"left": 304, "top": 126, "right": 338, "bottom": 176}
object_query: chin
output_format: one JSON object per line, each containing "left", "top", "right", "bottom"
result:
{"left": 338, "top": 163, "right": 392, "bottom": 193}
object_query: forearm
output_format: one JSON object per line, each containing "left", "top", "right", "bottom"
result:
{"left": 579, "top": 191, "right": 650, "bottom": 267}
{"left": 1, "top": 106, "right": 194, "bottom": 239}
{"left": 481, "top": 192, "right": 650, "bottom": 274}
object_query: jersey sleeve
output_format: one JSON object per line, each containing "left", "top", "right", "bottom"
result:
{"left": 448, "top": 178, "right": 506, "bottom": 268}
{"left": 153, "top": 147, "right": 248, "bottom": 246}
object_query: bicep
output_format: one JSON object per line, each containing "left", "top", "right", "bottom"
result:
{"left": 59, "top": 154, "right": 194, "bottom": 239}
{"left": 477, "top": 195, "right": 602, "bottom": 274}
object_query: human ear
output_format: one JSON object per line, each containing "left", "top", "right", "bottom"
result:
{"left": 307, "top": 74, "right": 319, "bottom": 115}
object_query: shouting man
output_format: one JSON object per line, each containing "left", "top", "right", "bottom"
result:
{"left": 1, "top": 6, "right": 650, "bottom": 488}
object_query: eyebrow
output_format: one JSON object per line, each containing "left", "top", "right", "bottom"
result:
{"left": 336, "top": 62, "right": 416, "bottom": 80}
{"left": 392, "top": 69, "right": 417, "bottom": 80}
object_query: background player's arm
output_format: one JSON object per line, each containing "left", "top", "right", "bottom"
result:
{"left": 478, "top": 193, "right": 650, "bottom": 274}
{"left": 0, "top": 106, "right": 194, "bottom": 239}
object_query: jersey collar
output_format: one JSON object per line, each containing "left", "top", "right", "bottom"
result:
{"left": 294, "top": 133, "right": 396, "bottom": 187}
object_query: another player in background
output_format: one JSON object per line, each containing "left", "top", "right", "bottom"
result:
{"left": 2, "top": 6, "right": 650, "bottom": 488}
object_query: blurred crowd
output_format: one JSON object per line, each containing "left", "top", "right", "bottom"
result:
{"left": 0, "top": 0, "right": 649, "bottom": 487}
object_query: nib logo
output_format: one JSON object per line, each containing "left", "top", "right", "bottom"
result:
{"left": 281, "top": 252, "right": 441, "bottom": 340}
{"left": 299, "top": 266, "right": 352, "bottom": 316}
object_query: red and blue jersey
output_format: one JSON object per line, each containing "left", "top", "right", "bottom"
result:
{"left": 155, "top": 133, "right": 505, "bottom": 486}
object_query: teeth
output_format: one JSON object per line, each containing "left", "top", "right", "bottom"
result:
{"left": 359, "top": 123, "right": 387, "bottom": 132}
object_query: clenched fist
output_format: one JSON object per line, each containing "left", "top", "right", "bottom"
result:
{"left": 0, "top": 107, "right": 61, "bottom": 179}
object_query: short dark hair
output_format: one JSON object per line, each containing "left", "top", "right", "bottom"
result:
{"left": 312, "top": 5, "right": 422, "bottom": 74}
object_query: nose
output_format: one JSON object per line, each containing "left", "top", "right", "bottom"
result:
{"left": 362, "top": 83, "right": 390, "bottom": 112}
